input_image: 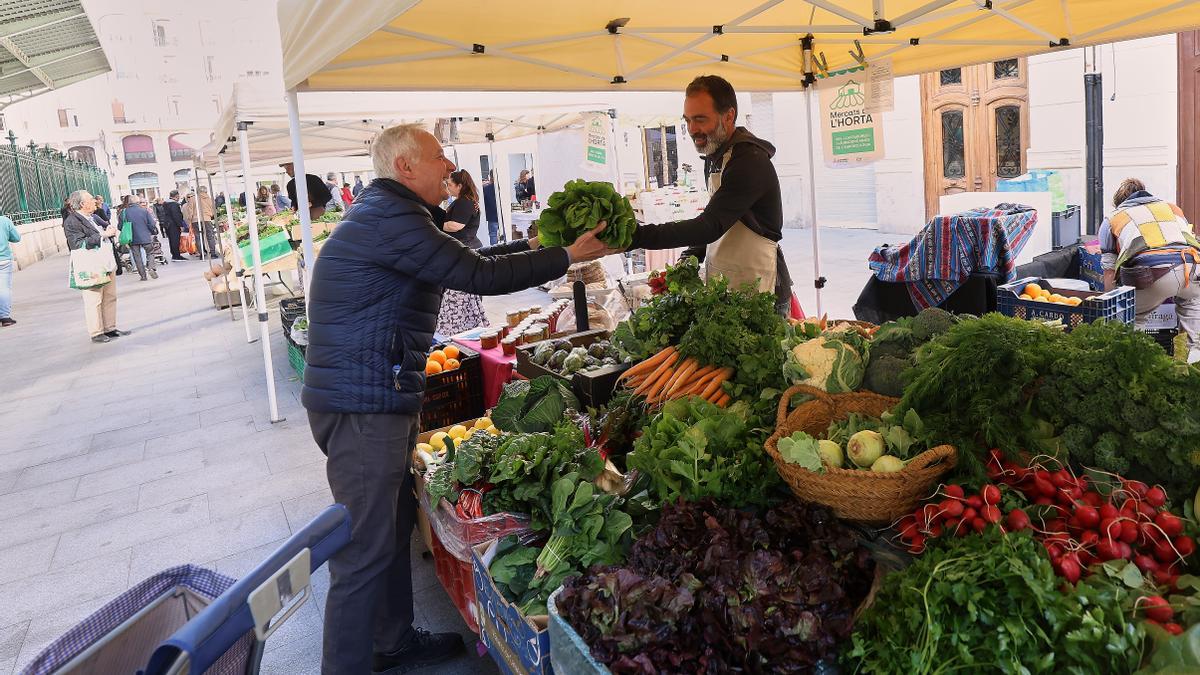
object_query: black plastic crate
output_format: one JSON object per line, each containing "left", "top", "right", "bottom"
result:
{"left": 1144, "top": 328, "right": 1178, "bottom": 357}
{"left": 279, "top": 297, "right": 306, "bottom": 335}
{"left": 998, "top": 276, "right": 1134, "bottom": 331}
{"left": 514, "top": 329, "right": 631, "bottom": 408}
{"left": 419, "top": 343, "right": 484, "bottom": 432}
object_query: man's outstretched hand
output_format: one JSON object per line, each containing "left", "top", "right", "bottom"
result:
{"left": 565, "top": 222, "right": 624, "bottom": 263}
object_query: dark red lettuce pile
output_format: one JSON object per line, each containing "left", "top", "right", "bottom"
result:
{"left": 556, "top": 499, "right": 875, "bottom": 674}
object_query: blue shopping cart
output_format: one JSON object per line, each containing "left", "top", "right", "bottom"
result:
{"left": 20, "top": 504, "right": 350, "bottom": 675}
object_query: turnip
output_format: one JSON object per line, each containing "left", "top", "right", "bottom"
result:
{"left": 817, "top": 439, "right": 844, "bottom": 469}
{"left": 871, "top": 455, "right": 906, "bottom": 473}
{"left": 847, "top": 430, "right": 885, "bottom": 468}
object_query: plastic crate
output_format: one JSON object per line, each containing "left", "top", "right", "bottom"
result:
{"left": 473, "top": 541, "right": 553, "bottom": 675}
{"left": 279, "top": 297, "right": 305, "bottom": 335}
{"left": 430, "top": 526, "right": 479, "bottom": 633}
{"left": 998, "top": 276, "right": 1135, "bottom": 331}
{"left": 286, "top": 340, "right": 305, "bottom": 382}
{"left": 514, "top": 329, "right": 631, "bottom": 408}
{"left": 418, "top": 343, "right": 484, "bottom": 432}
{"left": 548, "top": 587, "right": 610, "bottom": 675}
{"left": 1051, "top": 205, "right": 1081, "bottom": 249}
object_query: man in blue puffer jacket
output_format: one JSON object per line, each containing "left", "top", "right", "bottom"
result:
{"left": 303, "top": 123, "right": 615, "bottom": 675}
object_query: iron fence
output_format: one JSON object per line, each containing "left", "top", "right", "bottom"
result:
{"left": 0, "top": 131, "right": 112, "bottom": 223}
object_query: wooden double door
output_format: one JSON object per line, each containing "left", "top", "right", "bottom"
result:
{"left": 920, "top": 59, "right": 1030, "bottom": 220}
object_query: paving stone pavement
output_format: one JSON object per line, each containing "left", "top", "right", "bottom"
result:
{"left": 0, "top": 227, "right": 894, "bottom": 674}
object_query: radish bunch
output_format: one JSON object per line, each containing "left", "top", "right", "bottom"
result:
{"left": 896, "top": 450, "right": 1195, "bottom": 590}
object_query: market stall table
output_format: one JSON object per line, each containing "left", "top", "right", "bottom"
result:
{"left": 452, "top": 338, "right": 515, "bottom": 409}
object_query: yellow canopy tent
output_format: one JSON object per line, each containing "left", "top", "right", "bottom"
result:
{"left": 276, "top": 0, "right": 1200, "bottom": 317}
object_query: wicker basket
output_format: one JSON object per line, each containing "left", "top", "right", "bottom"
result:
{"left": 765, "top": 384, "right": 957, "bottom": 524}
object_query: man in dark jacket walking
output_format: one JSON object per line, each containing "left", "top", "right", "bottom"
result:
{"left": 630, "top": 74, "right": 793, "bottom": 314}
{"left": 162, "top": 190, "right": 188, "bottom": 260}
{"left": 125, "top": 196, "right": 159, "bottom": 280}
{"left": 302, "top": 123, "right": 613, "bottom": 675}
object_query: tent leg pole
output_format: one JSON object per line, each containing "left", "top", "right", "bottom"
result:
{"left": 489, "top": 139, "right": 506, "bottom": 243}
{"left": 219, "top": 153, "right": 254, "bottom": 342}
{"left": 804, "top": 86, "right": 824, "bottom": 318}
{"left": 200, "top": 162, "right": 234, "bottom": 323}
{"left": 286, "top": 89, "right": 315, "bottom": 301}
{"left": 239, "top": 122, "right": 283, "bottom": 424}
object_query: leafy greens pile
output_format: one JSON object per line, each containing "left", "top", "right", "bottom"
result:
{"left": 627, "top": 397, "right": 784, "bottom": 509}
{"left": 534, "top": 179, "right": 636, "bottom": 249}
{"left": 484, "top": 423, "right": 605, "bottom": 529}
{"left": 557, "top": 499, "right": 875, "bottom": 674}
{"left": 492, "top": 376, "right": 579, "bottom": 434}
{"left": 895, "top": 314, "right": 1200, "bottom": 495}
{"left": 847, "top": 528, "right": 1146, "bottom": 674}
{"left": 489, "top": 473, "right": 633, "bottom": 616}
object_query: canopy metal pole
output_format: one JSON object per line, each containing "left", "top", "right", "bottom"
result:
{"left": 238, "top": 121, "right": 283, "bottom": 423}
{"left": 802, "top": 35, "right": 825, "bottom": 318}
{"left": 218, "top": 152, "right": 254, "bottom": 342}
{"left": 488, "top": 134, "right": 507, "bottom": 243}
{"left": 286, "top": 89, "right": 315, "bottom": 299}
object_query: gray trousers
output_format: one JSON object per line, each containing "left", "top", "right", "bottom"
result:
{"left": 194, "top": 221, "right": 220, "bottom": 259}
{"left": 308, "top": 411, "right": 418, "bottom": 675}
{"left": 130, "top": 243, "right": 157, "bottom": 278}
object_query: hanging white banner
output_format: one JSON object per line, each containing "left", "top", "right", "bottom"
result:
{"left": 583, "top": 112, "right": 609, "bottom": 170}
{"left": 865, "top": 59, "right": 895, "bottom": 113}
{"left": 818, "top": 70, "right": 885, "bottom": 167}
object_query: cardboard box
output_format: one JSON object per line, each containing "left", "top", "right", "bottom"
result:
{"left": 473, "top": 540, "right": 553, "bottom": 675}
{"left": 212, "top": 290, "right": 241, "bottom": 309}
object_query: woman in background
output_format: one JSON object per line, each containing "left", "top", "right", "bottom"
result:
{"left": 435, "top": 169, "right": 490, "bottom": 336}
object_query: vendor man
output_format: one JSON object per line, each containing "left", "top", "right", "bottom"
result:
{"left": 630, "top": 74, "right": 793, "bottom": 313}
{"left": 282, "top": 161, "right": 333, "bottom": 222}
{"left": 301, "top": 122, "right": 615, "bottom": 675}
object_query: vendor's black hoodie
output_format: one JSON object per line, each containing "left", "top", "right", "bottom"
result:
{"left": 631, "top": 126, "right": 792, "bottom": 305}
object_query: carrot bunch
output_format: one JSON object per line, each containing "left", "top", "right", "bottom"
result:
{"left": 617, "top": 346, "right": 733, "bottom": 407}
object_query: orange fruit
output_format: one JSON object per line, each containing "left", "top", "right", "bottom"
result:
{"left": 1038, "top": 289, "right": 1051, "bottom": 299}
{"left": 443, "top": 345, "right": 460, "bottom": 360}
{"left": 425, "top": 360, "right": 443, "bottom": 375}
{"left": 1019, "top": 293, "right": 1033, "bottom": 300}
{"left": 1023, "top": 283, "right": 1043, "bottom": 297}
{"left": 428, "top": 349, "right": 447, "bottom": 365}
{"left": 444, "top": 358, "right": 461, "bottom": 371}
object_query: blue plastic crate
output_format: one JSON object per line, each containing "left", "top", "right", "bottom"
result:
{"left": 472, "top": 541, "right": 553, "bottom": 675}
{"left": 547, "top": 587, "right": 611, "bottom": 675}
{"left": 998, "top": 276, "right": 1134, "bottom": 331}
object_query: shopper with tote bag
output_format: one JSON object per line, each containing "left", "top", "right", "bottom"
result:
{"left": 62, "top": 189, "right": 132, "bottom": 343}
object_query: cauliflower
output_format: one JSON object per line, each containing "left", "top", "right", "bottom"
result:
{"left": 785, "top": 337, "right": 865, "bottom": 393}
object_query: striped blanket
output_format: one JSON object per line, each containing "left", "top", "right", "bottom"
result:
{"left": 868, "top": 203, "right": 1039, "bottom": 310}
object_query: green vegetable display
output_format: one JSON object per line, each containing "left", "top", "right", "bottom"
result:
{"left": 848, "top": 529, "right": 1147, "bottom": 674}
{"left": 485, "top": 423, "right": 604, "bottom": 529}
{"left": 533, "top": 179, "right": 636, "bottom": 248}
{"left": 627, "top": 396, "right": 784, "bottom": 508}
{"left": 492, "top": 376, "right": 580, "bottom": 434}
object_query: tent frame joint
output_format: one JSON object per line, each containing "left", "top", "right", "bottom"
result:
{"left": 863, "top": 18, "right": 895, "bottom": 35}
{"left": 712, "top": 24, "right": 723, "bottom": 35}
{"left": 605, "top": 18, "right": 628, "bottom": 34}
{"left": 1050, "top": 37, "right": 1070, "bottom": 47}
{"left": 611, "top": 75, "right": 627, "bottom": 84}
{"left": 814, "top": 276, "right": 828, "bottom": 289}
{"left": 472, "top": 43, "right": 485, "bottom": 54}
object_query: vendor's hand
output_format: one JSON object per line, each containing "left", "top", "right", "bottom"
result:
{"left": 565, "top": 222, "right": 620, "bottom": 263}
{"left": 528, "top": 236, "right": 541, "bottom": 250}
{"left": 104, "top": 225, "right": 118, "bottom": 238}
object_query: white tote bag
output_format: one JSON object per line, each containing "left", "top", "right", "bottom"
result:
{"left": 69, "top": 241, "right": 115, "bottom": 289}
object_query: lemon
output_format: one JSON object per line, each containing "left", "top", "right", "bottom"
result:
{"left": 474, "top": 417, "right": 493, "bottom": 430}
{"left": 448, "top": 424, "right": 468, "bottom": 440}
{"left": 415, "top": 442, "right": 434, "bottom": 455}
{"left": 488, "top": 426, "right": 502, "bottom": 436}
{"left": 464, "top": 427, "right": 477, "bottom": 439}
{"left": 1019, "top": 293, "right": 1033, "bottom": 300}
{"left": 429, "top": 431, "right": 450, "bottom": 452}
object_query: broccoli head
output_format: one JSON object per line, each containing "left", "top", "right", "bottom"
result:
{"left": 868, "top": 340, "right": 911, "bottom": 362}
{"left": 912, "top": 307, "right": 956, "bottom": 342}
{"left": 862, "top": 355, "right": 909, "bottom": 398}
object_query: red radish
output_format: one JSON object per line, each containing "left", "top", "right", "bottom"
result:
{"left": 1118, "top": 542, "right": 1133, "bottom": 560}
{"left": 1056, "top": 554, "right": 1082, "bottom": 583}
{"left": 962, "top": 507, "right": 977, "bottom": 522}
{"left": 967, "top": 495, "right": 983, "bottom": 510}
{"left": 971, "top": 517, "right": 986, "bottom": 533}
{"left": 909, "top": 533, "right": 926, "bottom": 552}
{"left": 1082, "top": 492, "right": 1104, "bottom": 507}
{"left": 1143, "top": 596, "right": 1174, "bottom": 622}
{"left": 981, "top": 505, "right": 1002, "bottom": 524}
{"left": 923, "top": 504, "right": 941, "bottom": 525}
{"left": 900, "top": 522, "right": 919, "bottom": 540}
{"left": 1155, "top": 512, "right": 1184, "bottom": 538}
{"left": 1045, "top": 541, "right": 1064, "bottom": 560}
{"left": 928, "top": 523, "right": 943, "bottom": 538}
{"left": 1153, "top": 568, "right": 1176, "bottom": 587}
{"left": 941, "top": 499, "right": 964, "bottom": 518}
{"left": 1080, "top": 530, "right": 1100, "bottom": 548}
{"left": 1155, "top": 539, "right": 1178, "bottom": 564}
{"left": 1141, "top": 522, "right": 1166, "bottom": 547}
{"left": 1075, "top": 505, "right": 1100, "bottom": 529}
{"left": 1064, "top": 486, "right": 1084, "bottom": 502}
{"left": 1166, "top": 623, "right": 1184, "bottom": 636}
{"left": 982, "top": 485, "right": 1001, "bottom": 505}
{"left": 1034, "top": 496, "right": 1054, "bottom": 506}
{"left": 1134, "top": 554, "right": 1160, "bottom": 574}
{"left": 1045, "top": 519, "right": 1067, "bottom": 534}
{"left": 1077, "top": 550, "right": 1096, "bottom": 567}
{"left": 1146, "top": 486, "right": 1168, "bottom": 508}
{"left": 1120, "top": 520, "right": 1139, "bottom": 544}
{"left": 1127, "top": 480, "right": 1150, "bottom": 498}
{"left": 943, "top": 484, "right": 965, "bottom": 499}
{"left": 1174, "top": 536, "right": 1195, "bottom": 557}
{"left": 1100, "top": 503, "right": 1120, "bottom": 520}
{"left": 1050, "top": 471, "right": 1073, "bottom": 488}
{"left": 1097, "top": 538, "right": 1123, "bottom": 561}
{"left": 1006, "top": 509, "right": 1031, "bottom": 531}
{"left": 1100, "top": 517, "right": 1121, "bottom": 539}
{"left": 1033, "top": 476, "right": 1055, "bottom": 498}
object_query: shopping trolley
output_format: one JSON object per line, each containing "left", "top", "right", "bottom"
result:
{"left": 20, "top": 504, "right": 351, "bottom": 675}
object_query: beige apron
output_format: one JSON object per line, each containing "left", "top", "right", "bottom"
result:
{"left": 703, "top": 146, "right": 779, "bottom": 294}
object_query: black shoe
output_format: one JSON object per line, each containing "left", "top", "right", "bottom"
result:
{"left": 139, "top": 276, "right": 148, "bottom": 281}
{"left": 371, "top": 628, "right": 464, "bottom": 674}
{"left": 105, "top": 329, "right": 132, "bottom": 338}
{"left": 0, "top": 317, "right": 15, "bottom": 326}
{"left": 91, "top": 334, "right": 112, "bottom": 343}
{"left": 172, "top": 256, "right": 186, "bottom": 261}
